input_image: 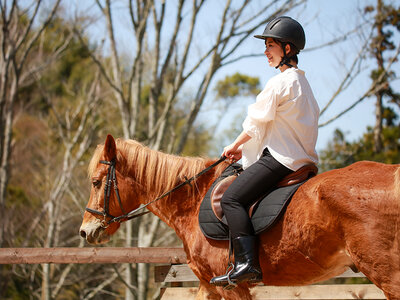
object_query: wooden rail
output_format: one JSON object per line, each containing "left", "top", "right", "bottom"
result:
{"left": 0, "top": 247, "right": 187, "bottom": 264}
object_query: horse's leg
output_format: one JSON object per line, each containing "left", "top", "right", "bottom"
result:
{"left": 196, "top": 281, "right": 221, "bottom": 300}
{"left": 345, "top": 227, "right": 400, "bottom": 298}
{"left": 195, "top": 282, "right": 252, "bottom": 300}
{"left": 384, "top": 291, "right": 398, "bottom": 300}
{"left": 219, "top": 284, "right": 253, "bottom": 300}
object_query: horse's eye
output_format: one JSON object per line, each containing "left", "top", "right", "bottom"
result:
{"left": 92, "top": 179, "right": 101, "bottom": 187}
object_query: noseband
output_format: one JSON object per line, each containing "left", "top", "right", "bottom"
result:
{"left": 86, "top": 156, "right": 227, "bottom": 228}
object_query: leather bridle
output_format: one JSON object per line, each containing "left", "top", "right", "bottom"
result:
{"left": 85, "top": 156, "right": 227, "bottom": 228}
{"left": 85, "top": 159, "right": 143, "bottom": 228}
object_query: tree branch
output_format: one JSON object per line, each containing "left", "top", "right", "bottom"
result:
{"left": 319, "top": 42, "right": 400, "bottom": 127}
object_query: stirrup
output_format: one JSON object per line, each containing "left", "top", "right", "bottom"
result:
{"left": 223, "top": 263, "right": 237, "bottom": 290}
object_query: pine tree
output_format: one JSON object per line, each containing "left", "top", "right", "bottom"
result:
{"left": 365, "top": 0, "right": 400, "bottom": 153}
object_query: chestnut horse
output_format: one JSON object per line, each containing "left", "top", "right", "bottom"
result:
{"left": 80, "top": 135, "right": 400, "bottom": 299}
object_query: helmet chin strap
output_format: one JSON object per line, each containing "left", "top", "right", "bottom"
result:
{"left": 276, "top": 57, "right": 294, "bottom": 69}
{"left": 275, "top": 42, "right": 294, "bottom": 69}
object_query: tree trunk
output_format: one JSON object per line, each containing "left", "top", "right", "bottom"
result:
{"left": 373, "top": 0, "right": 384, "bottom": 153}
{"left": 374, "top": 93, "right": 383, "bottom": 152}
{"left": 0, "top": 106, "right": 13, "bottom": 247}
{"left": 125, "top": 222, "right": 134, "bottom": 300}
{"left": 137, "top": 214, "right": 160, "bottom": 300}
{"left": 41, "top": 263, "right": 51, "bottom": 300}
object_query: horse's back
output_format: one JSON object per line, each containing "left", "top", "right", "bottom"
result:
{"left": 307, "top": 161, "right": 400, "bottom": 212}
{"left": 291, "top": 160, "right": 400, "bottom": 233}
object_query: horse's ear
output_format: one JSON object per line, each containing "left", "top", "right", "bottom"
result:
{"left": 104, "top": 134, "right": 117, "bottom": 160}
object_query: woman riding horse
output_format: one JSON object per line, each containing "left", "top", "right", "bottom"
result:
{"left": 210, "top": 16, "right": 320, "bottom": 287}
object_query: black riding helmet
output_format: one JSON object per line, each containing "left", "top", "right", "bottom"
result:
{"left": 254, "top": 16, "right": 305, "bottom": 68}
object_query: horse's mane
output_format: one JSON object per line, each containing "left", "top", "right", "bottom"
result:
{"left": 88, "top": 138, "right": 208, "bottom": 197}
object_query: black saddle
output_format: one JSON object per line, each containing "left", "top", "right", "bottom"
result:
{"left": 198, "top": 163, "right": 317, "bottom": 240}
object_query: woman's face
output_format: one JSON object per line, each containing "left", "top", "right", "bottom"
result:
{"left": 264, "top": 38, "right": 283, "bottom": 68}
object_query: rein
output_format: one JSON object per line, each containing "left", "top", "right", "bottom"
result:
{"left": 86, "top": 156, "right": 227, "bottom": 228}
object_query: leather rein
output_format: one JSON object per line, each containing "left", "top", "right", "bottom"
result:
{"left": 85, "top": 156, "right": 227, "bottom": 228}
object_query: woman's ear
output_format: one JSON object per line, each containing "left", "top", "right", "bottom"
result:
{"left": 285, "top": 44, "right": 291, "bottom": 56}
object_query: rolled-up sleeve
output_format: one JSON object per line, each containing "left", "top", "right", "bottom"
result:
{"left": 242, "top": 116, "right": 264, "bottom": 141}
{"left": 242, "top": 85, "right": 280, "bottom": 141}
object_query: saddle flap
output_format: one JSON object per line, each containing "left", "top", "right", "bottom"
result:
{"left": 277, "top": 164, "right": 318, "bottom": 187}
{"left": 211, "top": 175, "right": 237, "bottom": 222}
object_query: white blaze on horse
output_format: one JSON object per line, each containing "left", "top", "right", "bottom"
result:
{"left": 80, "top": 135, "right": 400, "bottom": 300}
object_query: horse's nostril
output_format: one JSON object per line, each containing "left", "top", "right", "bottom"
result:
{"left": 80, "top": 230, "right": 87, "bottom": 239}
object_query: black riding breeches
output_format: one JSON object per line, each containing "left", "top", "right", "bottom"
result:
{"left": 220, "top": 148, "right": 293, "bottom": 239}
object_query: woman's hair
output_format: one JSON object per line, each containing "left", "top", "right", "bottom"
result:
{"left": 285, "top": 42, "right": 299, "bottom": 64}
{"left": 274, "top": 38, "right": 299, "bottom": 64}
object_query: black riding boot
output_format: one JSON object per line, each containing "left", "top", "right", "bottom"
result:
{"left": 210, "top": 236, "right": 262, "bottom": 287}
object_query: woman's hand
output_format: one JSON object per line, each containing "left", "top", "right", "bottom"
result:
{"left": 222, "top": 143, "right": 242, "bottom": 163}
{"left": 222, "top": 131, "right": 251, "bottom": 163}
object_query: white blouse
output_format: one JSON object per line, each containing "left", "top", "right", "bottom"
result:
{"left": 242, "top": 68, "right": 319, "bottom": 170}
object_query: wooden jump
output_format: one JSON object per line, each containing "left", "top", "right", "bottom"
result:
{"left": 155, "top": 264, "right": 386, "bottom": 300}
{"left": 159, "top": 285, "right": 386, "bottom": 300}
{"left": 0, "top": 247, "right": 187, "bottom": 264}
{"left": 0, "top": 247, "right": 386, "bottom": 299}
{"left": 154, "top": 264, "right": 367, "bottom": 283}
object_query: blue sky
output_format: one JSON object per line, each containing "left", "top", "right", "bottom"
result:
{"left": 75, "top": 0, "right": 399, "bottom": 153}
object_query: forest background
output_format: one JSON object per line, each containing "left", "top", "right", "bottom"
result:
{"left": 0, "top": 0, "right": 399, "bottom": 299}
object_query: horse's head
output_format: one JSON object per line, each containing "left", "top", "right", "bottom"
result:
{"left": 79, "top": 135, "right": 140, "bottom": 244}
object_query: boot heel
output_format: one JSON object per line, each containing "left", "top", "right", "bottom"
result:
{"left": 248, "top": 275, "right": 263, "bottom": 284}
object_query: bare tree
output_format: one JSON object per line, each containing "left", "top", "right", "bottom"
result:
{"left": 0, "top": 0, "right": 63, "bottom": 249}
{"left": 0, "top": 3, "right": 67, "bottom": 296}
{"left": 368, "top": 0, "right": 400, "bottom": 153}
{"left": 318, "top": 0, "right": 400, "bottom": 141}
{"left": 38, "top": 73, "right": 103, "bottom": 300}
{"left": 2, "top": 67, "right": 104, "bottom": 299}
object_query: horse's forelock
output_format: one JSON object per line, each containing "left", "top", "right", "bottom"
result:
{"left": 87, "top": 139, "right": 142, "bottom": 179}
{"left": 88, "top": 144, "right": 104, "bottom": 178}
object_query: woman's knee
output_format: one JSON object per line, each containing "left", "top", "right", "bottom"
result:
{"left": 220, "top": 191, "right": 241, "bottom": 211}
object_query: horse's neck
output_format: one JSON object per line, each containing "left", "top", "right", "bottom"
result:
{"left": 145, "top": 172, "right": 208, "bottom": 225}
{"left": 141, "top": 158, "right": 225, "bottom": 238}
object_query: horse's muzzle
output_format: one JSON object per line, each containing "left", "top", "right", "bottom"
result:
{"left": 79, "top": 221, "right": 110, "bottom": 245}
